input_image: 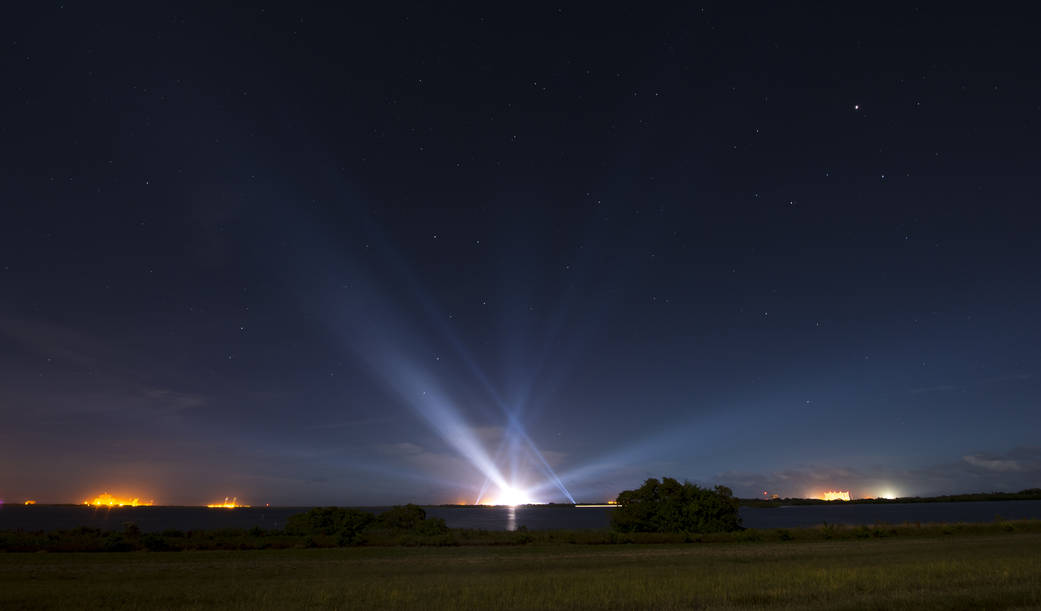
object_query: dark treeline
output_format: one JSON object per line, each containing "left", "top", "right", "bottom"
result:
{"left": 4, "top": 484, "right": 1041, "bottom": 552}
{"left": 739, "top": 489, "right": 1041, "bottom": 508}
{"left": 3, "top": 517, "right": 1041, "bottom": 553}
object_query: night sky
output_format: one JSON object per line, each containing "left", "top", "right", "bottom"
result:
{"left": 3, "top": 4, "right": 1040, "bottom": 506}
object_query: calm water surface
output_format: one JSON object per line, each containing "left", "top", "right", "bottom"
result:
{"left": 2, "top": 500, "right": 1040, "bottom": 532}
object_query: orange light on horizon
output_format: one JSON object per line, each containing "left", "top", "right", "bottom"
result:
{"left": 821, "top": 490, "right": 852, "bottom": 501}
{"left": 24, "top": 500, "right": 36, "bottom": 505}
{"left": 84, "top": 493, "right": 153, "bottom": 507}
{"left": 206, "top": 497, "right": 249, "bottom": 509}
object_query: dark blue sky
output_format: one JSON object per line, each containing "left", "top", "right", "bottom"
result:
{"left": 2, "top": 4, "right": 1039, "bottom": 505}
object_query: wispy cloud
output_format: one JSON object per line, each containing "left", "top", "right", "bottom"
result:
{"left": 962, "top": 448, "right": 1041, "bottom": 473}
{"left": 0, "top": 315, "right": 109, "bottom": 367}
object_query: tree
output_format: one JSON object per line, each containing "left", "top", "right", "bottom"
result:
{"left": 611, "top": 477, "right": 742, "bottom": 533}
{"left": 378, "top": 504, "right": 427, "bottom": 530}
{"left": 285, "top": 506, "right": 375, "bottom": 538}
{"left": 376, "top": 504, "right": 449, "bottom": 536}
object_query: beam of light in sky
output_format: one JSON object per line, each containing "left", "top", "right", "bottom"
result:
{"left": 295, "top": 213, "right": 580, "bottom": 505}
{"left": 370, "top": 357, "right": 511, "bottom": 493}
{"left": 504, "top": 414, "right": 575, "bottom": 503}
{"left": 358, "top": 226, "right": 578, "bottom": 499}
{"left": 470, "top": 414, "right": 576, "bottom": 504}
{"left": 350, "top": 233, "right": 577, "bottom": 503}
{"left": 332, "top": 292, "right": 578, "bottom": 503}
{"left": 525, "top": 411, "right": 738, "bottom": 499}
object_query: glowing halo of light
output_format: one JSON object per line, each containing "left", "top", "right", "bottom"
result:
{"left": 206, "top": 497, "right": 249, "bottom": 509}
{"left": 480, "top": 485, "right": 538, "bottom": 506}
{"left": 319, "top": 244, "right": 579, "bottom": 506}
{"left": 83, "top": 493, "right": 153, "bottom": 507}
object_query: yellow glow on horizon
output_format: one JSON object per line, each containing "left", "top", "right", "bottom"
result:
{"left": 24, "top": 500, "right": 36, "bottom": 505}
{"left": 821, "top": 490, "right": 851, "bottom": 501}
{"left": 206, "top": 497, "right": 249, "bottom": 508}
{"left": 84, "top": 493, "right": 153, "bottom": 507}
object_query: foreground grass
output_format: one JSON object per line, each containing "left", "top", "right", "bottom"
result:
{"left": 3, "top": 532, "right": 1041, "bottom": 610}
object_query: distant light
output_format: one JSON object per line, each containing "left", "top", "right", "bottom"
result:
{"left": 854, "top": 104, "right": 860, "bottom": 110}
{"left": 206, "top": 496, "right": 249, "bottom": 509}
{"left": 878, "top": 490, "right": 897, "bottom": 500}
{"left": 821, "top": 490, "right": 851, "bottom": 501}
{"left": 84, "top": 493, "right": 153, "bottom": 507}
{"left": 482, "top": 485, "right": 537, "bottom": 507}
{"left": 24, "top": 500, "right": 36, "bottom": 505}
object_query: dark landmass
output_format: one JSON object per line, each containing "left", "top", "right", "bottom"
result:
{"left": 2, "top": 517, "right": 1040, "bottom": 553}
{"left": 739, "top": 489, "right": 1041, "bottom": 508}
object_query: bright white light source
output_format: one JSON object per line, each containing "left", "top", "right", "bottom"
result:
{"left": 485, "top": 486, "right": 534, "bottom": 506}
{"left": 499, "top": 487, "right": 528, "bottom": 506}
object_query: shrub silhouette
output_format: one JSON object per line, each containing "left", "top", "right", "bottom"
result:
{"left": 611, "top": 477, "right": 742, "bottom": 533}
{"left": 285, "top": 507, "right": 375, "bottom": 538}
{"left": 283, "top": 505, "right": 449, "bottom": 546}
{"left": 378, "top": 504, "right": 428, "bottom": 530}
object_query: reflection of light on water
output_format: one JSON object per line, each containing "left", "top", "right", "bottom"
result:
{"left": 506, "top": 505, "right": 516, "bottom": 531}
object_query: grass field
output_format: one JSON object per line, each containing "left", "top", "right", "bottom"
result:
{"left": 3, "top": 532, "right": 1041, "bottom": 610}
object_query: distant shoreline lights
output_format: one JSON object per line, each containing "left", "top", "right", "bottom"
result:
{"left": 206, "top": 497, "right": 249, "bottom": 509}
{"left": 84, "top": 493, "right": 153, "bottom": 507}
{"left": 821, "top": 490, "right": 852, "bottom": 501}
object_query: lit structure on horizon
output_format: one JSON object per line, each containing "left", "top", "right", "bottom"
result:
{"left": 84, "top": 493, "right": 153, "bottom": 507}
{"left": 821, "top": 490, "right": 852, "bottom": 501}
{"left": 24, "top": 500, "right": 36, "bottom": 505}
{"left": 478, "top": 486, "right": 538, "bottom": 507}
{"left": 206, "top": 497, "right": 249, "bottom": 508}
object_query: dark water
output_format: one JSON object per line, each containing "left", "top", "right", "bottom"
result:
{"left": 3, "top": 500, "right": 1041, "bottom": 532}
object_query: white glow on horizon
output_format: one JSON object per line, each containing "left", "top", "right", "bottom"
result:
{"left": 481, "top": 485, "right": 538, "bottom": 506}
{"left": 333, "top": 295, "right": 574, "bottom": 505}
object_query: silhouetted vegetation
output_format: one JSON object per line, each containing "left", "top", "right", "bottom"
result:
{"left": 611, "top": 477, "right": 742, "bottom": 533}
{"left": 739, "top": 488, "right": 1041, "bottom": 507}
{"left": 286, "top": 506, "right": 374, "bottom": 544}
{"left": 3, "top": 516, "right": 1041, "bottom": 552}
{"left": 284, "top": 504, "right": 448, "bottom": 545}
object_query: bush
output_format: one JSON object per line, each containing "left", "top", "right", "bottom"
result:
{"left": 102, "top": 534, "right": 135, "bottom": 552}
{"left": 611, "top": 477, "right": 742, "bottom": 534}
{"left": 141, "top": 534, "right": 172, "bottom": 551}
{"left": 378, "top": 504, "right": 427, "bottom": 530}
{"left": 285, "top": 507, "right": 375, "bottom": 537}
